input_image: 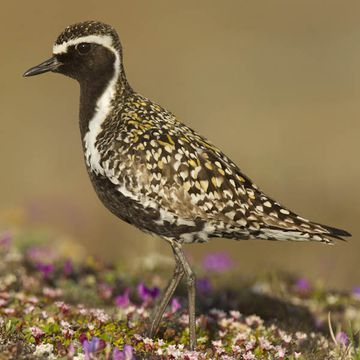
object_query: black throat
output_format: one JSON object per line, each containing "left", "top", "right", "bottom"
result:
{"left": 78, "top": 62, "right": 131, "bottom": 140}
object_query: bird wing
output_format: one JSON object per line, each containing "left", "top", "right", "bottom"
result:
{"left": 111, "top": 96, "right": 350, "bottom": 243}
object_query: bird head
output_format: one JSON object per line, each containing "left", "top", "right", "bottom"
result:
{"left": 23, "top": 21, "right": 123, "bottom": 84}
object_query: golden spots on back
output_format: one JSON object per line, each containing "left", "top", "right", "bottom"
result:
{"left": 236, "top": 174, "right": 246, "bottom": 183}
{"left": 188, "top": 159, "right": 197, "bottom": 168}
{"left": 183, "top": 181, "right": 191, "bottom": 192}
{"left": 211, "top": 176, "right": 224, "bottom": 188}
{"left": 246, "top": 189, "right": 255, "bottom": 200}
{"left": 218, "top": 168, "right": 225, "bottom": 176}
{"left": 166, "top": 134, "right": 175, "bottom": 145}
{"left": 204, "top": 162, "right": 213, "bottom": 170}
{"left": 200, "top": 180, "right": 209, "bottom": 192}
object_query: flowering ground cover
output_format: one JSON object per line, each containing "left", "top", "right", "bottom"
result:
{"left": 0, "top": 230, "right": 359, "bottom": 359}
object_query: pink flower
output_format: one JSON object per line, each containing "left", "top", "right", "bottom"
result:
{"left": 30, "top": 326, "right": 45, "bottom": 341}
{"left": 55, "top": 301, "right": 70, "bottom": 314}
{"left": 336, "top": 331, "right": 349, "bottom": 346}
{"left": 171, "top": 297, "right": 181, "bottom": 313}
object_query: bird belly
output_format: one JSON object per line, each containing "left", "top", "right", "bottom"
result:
{"left": 87, "top": 172, "right": 210, "bottom": 243}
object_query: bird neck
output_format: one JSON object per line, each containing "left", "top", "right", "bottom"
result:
{"left": 79, "top": 64, "right": 132, "bottom": 139}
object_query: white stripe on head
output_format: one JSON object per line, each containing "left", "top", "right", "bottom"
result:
{"left": 56, "top": 35, "right": 122, "bottom": 176}
{"left": 53, "top": 34, "right": 115, "bottom": 55}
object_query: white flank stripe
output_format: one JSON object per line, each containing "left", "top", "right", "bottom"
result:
{"left": 54, "top": 35, "right": 121, "bottom": 177}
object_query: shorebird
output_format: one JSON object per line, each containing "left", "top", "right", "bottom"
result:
{"left": 23, "top": 21, "right": 350, "bottom": 350}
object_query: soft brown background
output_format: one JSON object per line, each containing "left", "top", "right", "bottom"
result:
{"left": 1, "top": 1, "right": 359, "bottom": 288}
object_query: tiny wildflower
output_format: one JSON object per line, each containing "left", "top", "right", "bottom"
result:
{"left": 196, "top": 277, "right": 212, "bottom": 294}
{"left": 33, "top": 343, "right": 56, "bottom": 359}
{"left": 0, "top": 231, "right": 12, "bottom": 249}
{"left": 243, "top": 352, "right": 256, "bottom": 360}
{"left": 42, "top": 286, "right": 63, "bottom": 298}
{"left": 137, "top": 283, "right": 160, "bottom": 302}
{"left": 98, "top": 282, "right": 113, "bottom": 300}
{"left": 113, "top": 345, "right": 134, "bottom": 360}
{"left": 295, "top": 278, "right": 311, "bottom": 293}
{"left": 245, "top": 314, "right": 263, "bottom": 327}
{"left": 115, "top": 288, "right": 130, "bottom": 308}
{"left": 30, "top": 326, "right": 45, "bottom": 341}
{"left": 83, "top": 336, "right": 105, "bottom": 357}
{"left": 335, "top": 331, "right": 349, "bottom": 346}
{"left": 352, "top": 286, "right": 360, "bottom": 299}
{"left": 171, "top": 297, "right": 181, "bottom": 313}
{"left": 27, "top": 246, "right": 57, "bottom": 262}
{"left": 63, "top": 259, "right": 74, "bottom": 276}
{"left": 202, "top": 252, "right": 233, "bottom": 272}
{"left": 55, "top": 301, "right": 70, "bottom": 314}
{"left": 36, "top": 262, "right": 54, "bottom": 278}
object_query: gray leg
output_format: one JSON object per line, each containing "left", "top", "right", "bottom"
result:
{"left": 148, "top": 247, "right": 184, "bottom": 337}
{"left": 172, "top": 243, "right": 197, "bottom": 351}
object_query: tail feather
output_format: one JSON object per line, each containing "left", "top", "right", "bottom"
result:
{"left": 314, "top": 223, "right": 351, "bottom": 239}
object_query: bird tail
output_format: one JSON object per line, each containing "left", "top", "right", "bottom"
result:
{"left": 255, "top": 226, "right": 350, "bottom": 244}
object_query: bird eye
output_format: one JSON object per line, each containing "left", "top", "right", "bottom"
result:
{"left": 76, "top": 43, "right": 91, "bottom": 54}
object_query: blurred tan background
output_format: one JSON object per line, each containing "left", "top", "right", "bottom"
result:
{"left": 0, "top": 0, "right": 359, "bottom": 288}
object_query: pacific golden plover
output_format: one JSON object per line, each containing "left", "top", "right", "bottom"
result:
{"left": 23, "top": 21, "right": 351, "bottom": 350}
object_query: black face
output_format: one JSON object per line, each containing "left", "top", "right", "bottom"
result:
{"left": 55, "top": 43, "right": 116, "bottom": 84}
{"left": 23, "top": 42, "right": 117, "bottom": 86}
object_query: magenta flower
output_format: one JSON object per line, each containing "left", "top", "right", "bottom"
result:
{"left": 202, "top": 252, "right": 234, "bottom": 272}
{"left": 295, "top": 278, "right": 311, "bottom": 293}
{"left": 113, "top": 345, "right": 134, "bottom": 360}
{"left": 171, "top": 297, "right": 181, "bottom": 313}
{"left": 336, "top": 331, "right": 349, "bottom": 346}
{"left": 36, "top": 262, "right": 54, "bottom": 278}
{"left": 196, "top": 277, "right": 212, "bottom": 294}
{"left": 137, "top": 283, "right": 160, "bottom": 302}
{"left": 115, "top": 288, "right": 130, "bottom": 308}
{"left": 79, "top": 333, "right": 88, "bottom": 344}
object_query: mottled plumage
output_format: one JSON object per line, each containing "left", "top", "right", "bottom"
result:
{"left": 24, "top": 21, "right": 350, "bottom": 350}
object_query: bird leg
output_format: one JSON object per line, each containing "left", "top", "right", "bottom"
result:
{"left": 148, "top": 247, "right": 184, "bottom": 338}
{"left": 172, "top": 243, "right": 197, "bottom": 351}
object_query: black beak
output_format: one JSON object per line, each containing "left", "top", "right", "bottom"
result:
{"left": 23, "top": 56, "right": 61, "bottom": 77}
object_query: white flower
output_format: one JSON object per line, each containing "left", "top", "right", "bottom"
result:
{"left": 229, "top": 310, "right": 241, "bottom": 319}
{"left": 74, "top": 354, "right": 85, "bottom": 360}
{"left": 243, "top": 352, "right": 256, "bottom": 360}
{"left": 259, "top": 337, "right": 273, "bottom": 350}
{"left": 33, "top": 343, "right": 56, "bottom": 359}
{"left": 245, "top": 315, "right": 263, "bottom": 327}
